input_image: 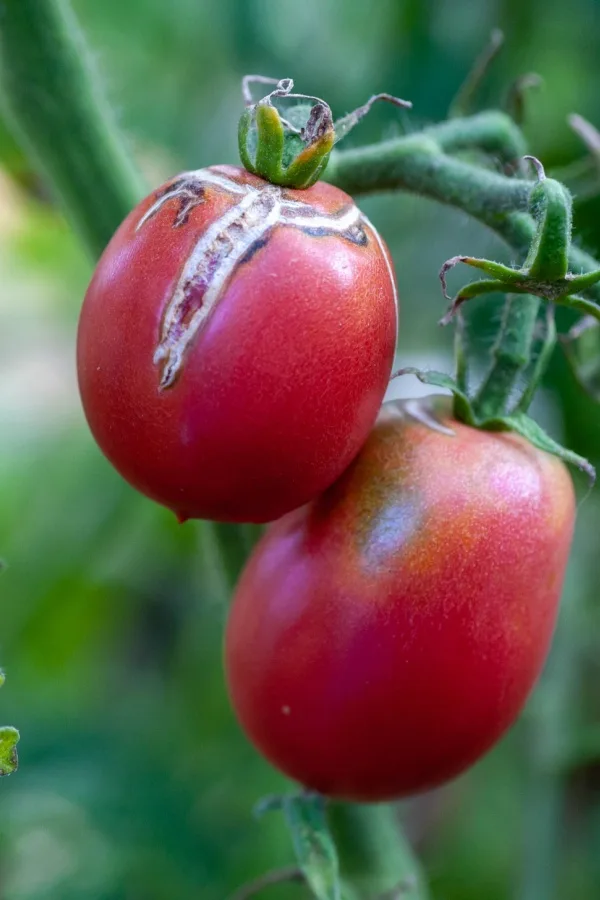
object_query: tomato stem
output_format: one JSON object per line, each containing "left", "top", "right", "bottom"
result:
{"left": 330, "top": 804, "right": 429, "bottom": 899}
{"left": 327, "top": 137, "right": 600, "bottom": 308}
{"left": 454, "top": 311, "right": 470, "bottom": 394}
{"left": 517, "top": 565, "right": 586, "bottom": 900}
{"left": 421, "top": 110, "right": 526, "bottom": 164}
{"left": 0, "top": 0, "right": 145, "bottom": 258}
{"left": 516, "top": 307, "right": 557, "bottom": 413}
{"left": 473, "top": 294, "right": 540, "bottom": 419}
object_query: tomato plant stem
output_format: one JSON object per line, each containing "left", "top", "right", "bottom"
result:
{"left": 473, "top": 294, "right": 540, "bottom": 419}
{"left": 328, "top": 144, "right": 600, "bottom": 306}
{"left": 517, "top": 566, "right": 584, "bottom": 900}
{"left": 516, "top": 308, "right": 557, "bottom": 413}
{"left": 328, "top": 136, "right": 532, "bottom": 227}
{"left": 428, "top": 109, "right": 526, "bottom": 162}
{"left": 0, "top": 0, "right": 145, "bottom": 258}
{"left": 330, "top": 804, "right": 429, "bottom": 899}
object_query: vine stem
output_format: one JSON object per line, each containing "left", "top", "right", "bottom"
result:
{"left": 473, "top": 294, "right": 540, "bottom": 419}
{"left": 516, "top": 564, "right": 584, "bottom": 900}
{"left": 330, "top": 804, "right": 429, "bottom": 899}
{"left": 0, "top": 0, "right": 145, "bottom": 258}
{"left": 327, "top": 136, "right": 600, "bottom": 305}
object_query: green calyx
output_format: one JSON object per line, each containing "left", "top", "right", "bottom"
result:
{"left": 422, "top": 150, "right": 598, "bottom": 482}
{"left": 439, "top": 156, "right": 600, "bottom": 324}
{"left": 395, "top": 364, "right": 595, "bottom": 484}
{"left": 238, "top": 76, "right": 411, "bottom": 190}
{"left": 396, "top": 285, "right": 594, "bottom": 481}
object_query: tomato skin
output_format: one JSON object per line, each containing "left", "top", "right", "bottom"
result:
{"left": 225, "top": 398, "right": 575, "bottom": 801}
{"left": 77, "top": 165, "right": 397, "bottom": 523}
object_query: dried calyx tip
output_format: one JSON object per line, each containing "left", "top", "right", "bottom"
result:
{"left": 238, "top": 74, "right": 412, "bottom": 189}
{"left": 242, "top": 75, "right": 292, "bottom": 106}
{"left": 523, "top": 155, "right": 546, "bottom": 181}
{"left": 242, "top": 75, "right": 328, "bottom": 112}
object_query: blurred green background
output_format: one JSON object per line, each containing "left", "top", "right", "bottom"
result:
{"left": 1, "top": 0, "right": 600, "bottom": 897}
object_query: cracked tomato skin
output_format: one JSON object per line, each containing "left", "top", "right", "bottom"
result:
{"left": 225, "top": 397, "right": 576, "bottom": 801}
{"left": 77, "top": 165, "right": 397, "bottom": 523}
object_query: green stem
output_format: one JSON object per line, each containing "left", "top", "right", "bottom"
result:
{"left": 473, "top": 294, "right": 540, "bottom": 419}
{"left": 327, "top": 145, "right": 600, "bottom": 305}
{"left": 0, "top": 0, "right": 145, "bottom": 258}
{"left": 330, "top": 804, "right": 429, "bottom": 899}
{"left": 425, "top": 110, "right": 527, "bottom": 162}
{"left": 517, "top": 307, "right": 557, "bottom": 413}
{"left": 327, "top": 136, "right": 531, "bottom": 227}
{"left": 516, "top": 567, "right": 583, "bottom": 900}
{"left": 454, "top": 311, "right": 469, "bottom": 393}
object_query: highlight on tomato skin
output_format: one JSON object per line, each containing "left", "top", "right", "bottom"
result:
{"left": 224, "top": 397, "right": 576, "bottom": 802}
{"left": 76, "top": 164, "right": 398, "bottom": 524}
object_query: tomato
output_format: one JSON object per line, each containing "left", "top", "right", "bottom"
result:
{"left": 225, "top": 398, "right": 575, "bottom": 801}
{"left": 77, "top": 165, "right": 397, "bottom": 523}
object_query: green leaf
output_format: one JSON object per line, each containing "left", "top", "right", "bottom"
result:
{"left": 282, "top": 795, "right": 340, "bottom": 900}
{"left": 0, "top": 726, "right": 19, "bottom": 776}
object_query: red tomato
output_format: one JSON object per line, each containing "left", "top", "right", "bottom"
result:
{"left": 225, "top": 398, "right": 575, "bottom": 801}
{"left": 77, "top": 165, "right": 397, "bottom": 523}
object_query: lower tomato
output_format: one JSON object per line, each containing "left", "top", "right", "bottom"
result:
{"left": 224, "top": 397, "right": 576, "bottom": 801}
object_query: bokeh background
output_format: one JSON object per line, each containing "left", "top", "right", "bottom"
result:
{"left": 1, "top": 0, "right": 600, "bottom": 898}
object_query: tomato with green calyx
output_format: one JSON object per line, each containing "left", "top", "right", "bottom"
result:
{"left": 77, "top": 165, "right": 397, "bottom": 523}
{"left": 225, "top": 397, "right": 575, "bottom": 801}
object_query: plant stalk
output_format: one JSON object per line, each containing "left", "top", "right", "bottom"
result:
{"left": 474, "top": 294, "right": 540, "bottom": 419}
{"left": 330, "top": 804, "right": 429, "bottom": 899}
{"left": 426, "top": 109, "right": 527, "bottom": 162}
{"left": 516, "top": 566, "right": 583, "bottom": 900}
{"left": 0, "top": 0, "right": 145, "bottom": 258}
{"left": 327, "top": 143, "right": 600, "bottom": 305}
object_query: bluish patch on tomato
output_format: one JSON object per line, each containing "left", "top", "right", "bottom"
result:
{"left": 359, "top": 496, "right": 421, "bottom": 571}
